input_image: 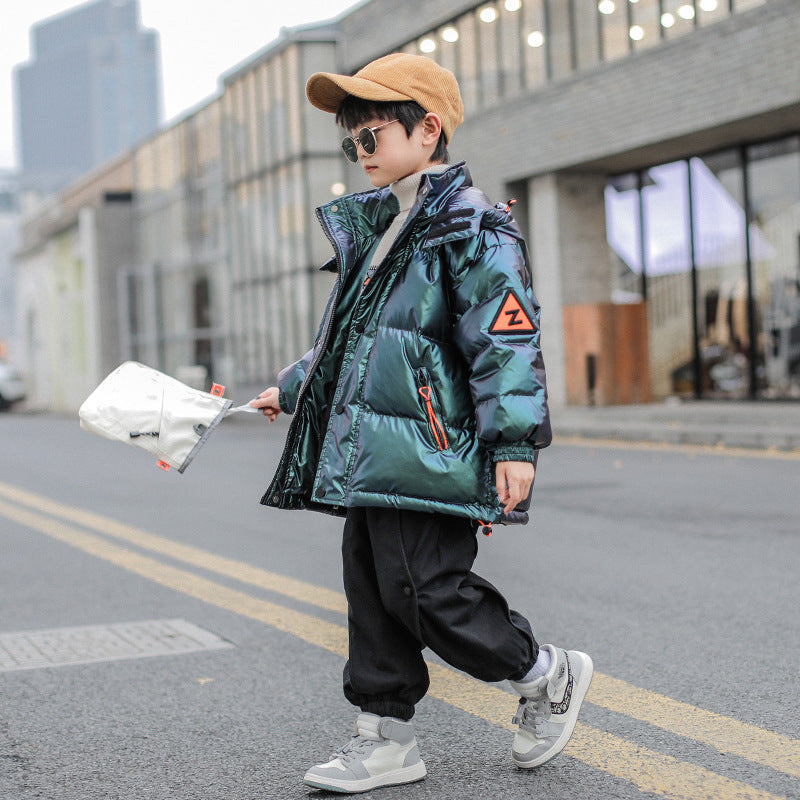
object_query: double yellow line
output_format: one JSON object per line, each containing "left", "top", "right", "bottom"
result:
{"left": 0, "top": 479, "right": 797, "bottom": 800}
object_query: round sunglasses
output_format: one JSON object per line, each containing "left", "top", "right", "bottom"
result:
{"left": 341, "top": 119, "right": 399, "bottom": 163}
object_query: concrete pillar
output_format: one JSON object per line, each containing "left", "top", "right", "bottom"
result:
{"left": 528, "top": 172, "right": 612, "bottom": 407}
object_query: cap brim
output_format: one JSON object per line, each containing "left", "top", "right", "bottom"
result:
{"left": 306, "top": 72, "right": 413, "bottom": 114}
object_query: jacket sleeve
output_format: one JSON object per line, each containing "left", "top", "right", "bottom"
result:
{"left": 447, "top": 223, "right": 552, "bottom": 460}
{"left": 277, "top": 348, "right": 314, "bottom": 414}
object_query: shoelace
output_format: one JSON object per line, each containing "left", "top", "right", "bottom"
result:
{"left": 513, "top": 696, "right": 550, "bottom": 736}
{"left": 332, "top": 734, "right": 379, "bottom": 765}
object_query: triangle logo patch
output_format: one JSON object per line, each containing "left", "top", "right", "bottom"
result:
{"left": 489, "top": 290, "right": 535, "bottom": 334}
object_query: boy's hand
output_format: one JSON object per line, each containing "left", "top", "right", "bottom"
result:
{"left": 250, "top": 387, "right": 282, "bottom": 422}
{"left": 496, "top": 460, "right": 535, "bottom": 515}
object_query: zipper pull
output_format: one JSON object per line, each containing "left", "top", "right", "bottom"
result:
{"left": 418, "top": 386, "right": 449, "bottom": 450}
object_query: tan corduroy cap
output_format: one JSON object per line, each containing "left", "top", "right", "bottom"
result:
{"left": 306, "top": 53, "right": 464, "bottom": 143}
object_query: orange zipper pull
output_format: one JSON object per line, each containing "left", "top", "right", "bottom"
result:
{"left": 418, "top": 386, "right": 449, "bottom": 450}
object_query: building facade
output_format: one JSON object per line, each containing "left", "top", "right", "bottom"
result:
{"left": 16, "top": 0, "right": 799, "bottom": 410}
{"left": 14, "top": 0, "right": 161, "bottom": 193}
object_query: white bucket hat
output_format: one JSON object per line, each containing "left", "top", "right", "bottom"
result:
{"left": 79, "top": 361, "right": 255, "bottom": 473}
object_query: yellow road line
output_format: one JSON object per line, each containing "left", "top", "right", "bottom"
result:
{"left": 0, "top": 497, "right": 348, "bottom": 656}
{"left": 2, "top": 479, "right": 798, "bottom": 780}
{"left": 428, "top": 663, "right": 784, "bottom": 800}
{"left": 554, "top": 436, "right": 800, "bottom": 460}
{"left": 0, "top": 480, "right": 347, "bottom": 614}
{"left": 589, "top": 673, "right": 800, "bottom": 779}
{"left": 0, "top": 495, "right": 790, "bottom": 800}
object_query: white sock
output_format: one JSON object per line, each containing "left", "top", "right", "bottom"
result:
{"left": 522, "top": 647, "right": 551, "bottom": 682}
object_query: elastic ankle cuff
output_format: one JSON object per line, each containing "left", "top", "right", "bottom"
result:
{"left": 360, "top": 700, "right": 414, "bottom": 721}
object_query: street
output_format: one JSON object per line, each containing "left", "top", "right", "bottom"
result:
{"left": 0, "top": 411, "right": 798, "bottom": 800}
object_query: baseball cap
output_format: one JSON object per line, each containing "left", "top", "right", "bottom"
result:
{"left": 306, "top": 53, "right": 464, "bottom": 143}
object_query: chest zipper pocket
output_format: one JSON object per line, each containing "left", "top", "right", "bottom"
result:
{"left": 416, "top": 369, "right": 449, "bottom": 451}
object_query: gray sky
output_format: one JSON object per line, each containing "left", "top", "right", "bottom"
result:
{"left": 0, "top": 0, "right": 364, "bottom": 170}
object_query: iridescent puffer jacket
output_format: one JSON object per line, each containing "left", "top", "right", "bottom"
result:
{"left": 261, "top": 163, "right": 551, "bottom": 524}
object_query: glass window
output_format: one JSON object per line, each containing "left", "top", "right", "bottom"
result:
{"left": 696, "top": 0, "right": 728, "bottom": 27}
{"left": 285, "top": 47, "right": 302, "bottom": 159}
{"left": 498, "top": 0, "right": 524, "bottom": 97}
{"left": 746, "top": 138, "right": 800, "bottom": 398}
{"left": 691, "top": 151, "right": 751, "bottom": 399}
{"left": 642, "top": 162, "right": 694, "bottom": 398}
{"left": 599, "top": 0, "right": 631, "bottom": 62}
{"left": 436, "top": 23, "right": 460, "bottom": 81}
{"left": 477, "top": 2, "right": 501, "bottom": 103}
{"left": 547, "top": 0, "right": 573, "bottom": 79}
{"left": 458, "top": 13, "right": 480, "bottom": 113}
{"left": 573, "top": 0, "right": 601, "bottom": 71}
{"left": 630, "top": 0, "right": 662, "bottom": 52}
{"left": 661, "top": 0, "right": 696, "bottom": 40}
{"left": 522, "top": 0, "right": 547, "bottom": 89}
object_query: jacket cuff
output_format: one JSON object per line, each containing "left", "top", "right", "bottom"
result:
{"left": 278, "top": 390, "right": 292, "bottom": 415}
{"left": 490, "top": 441, "right": 539, "bottom": 463}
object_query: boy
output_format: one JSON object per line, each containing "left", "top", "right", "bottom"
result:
{"left": 251, "top": 53, "right": 592, "bottom": 793}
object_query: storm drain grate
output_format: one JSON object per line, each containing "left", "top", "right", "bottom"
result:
{"left": 0, "top": 618, "right": 234, "bottom": 672}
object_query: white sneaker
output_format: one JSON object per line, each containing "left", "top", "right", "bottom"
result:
{"left": 303, "top": 713, "right": 427, "bottom": 793}
{"left": 509, "top": 644, "right": 593, "bottom": 769}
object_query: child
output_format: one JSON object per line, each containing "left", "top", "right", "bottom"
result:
{"left": 251, "top": 52, "right": 592, "bottom": 794}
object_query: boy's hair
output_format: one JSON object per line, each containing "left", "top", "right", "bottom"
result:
{"left": 335, "top": 96, "right": 450, "bottom": 165}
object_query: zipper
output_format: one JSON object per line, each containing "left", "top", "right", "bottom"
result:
{"left": 415, "top": 369, "right": 449, "bottom": 451}
{"left": 261, "top": 208, "right": 344, "bottom": 507}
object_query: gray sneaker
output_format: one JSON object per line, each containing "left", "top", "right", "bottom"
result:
{"left": 303, "top": 713, "right": 427, "bottom": 793}
{"left": 509, "top": 644, "right": 593, "bottom": 769}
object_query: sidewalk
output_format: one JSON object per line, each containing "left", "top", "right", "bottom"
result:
{"left": 550, "top": 399, "right": 800, "bottom": 452}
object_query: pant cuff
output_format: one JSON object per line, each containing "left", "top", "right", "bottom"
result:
{"left": 360, "top": 699, "right": 415, "bottom": 721}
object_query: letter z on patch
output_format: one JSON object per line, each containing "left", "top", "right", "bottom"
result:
{"left": 489, "top": 290, "right": 535, "bottom": 334}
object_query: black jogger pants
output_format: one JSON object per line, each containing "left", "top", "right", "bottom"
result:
{"left": 341, "top": 506, "right": 538, "bottom": 721}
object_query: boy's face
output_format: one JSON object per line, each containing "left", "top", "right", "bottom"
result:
{"left": 349, "top": 115, "right": 439, "bottom": 187}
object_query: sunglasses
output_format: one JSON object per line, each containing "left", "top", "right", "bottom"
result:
{"left": 341, "top": 119, "right": 399, "bottom": 162}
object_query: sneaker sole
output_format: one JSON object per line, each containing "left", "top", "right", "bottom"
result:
{"left": 513, "top": 650, "right": 594, "bottom": 769}
{"left": 303, "top": 761, "right": 427, "bottom": 793}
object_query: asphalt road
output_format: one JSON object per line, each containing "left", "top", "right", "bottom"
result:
{"left": 0, "top": 411, "right": 798, "bottom": 800}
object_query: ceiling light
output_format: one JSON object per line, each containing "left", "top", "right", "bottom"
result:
{"left": 479, "top": 6, "right": 498, "bottom": 23}
{"left": 527, "top": 30, "right": 545, "bottom": 47}
{"left": 504, "top": 0, "right": 522, "bottom": 10}
{"left": 629, "top": 25, "right": 645, "bottom": 40}
{"left": 598, "top": 1, "right": 616, "bottom": 15}
{"left": 331, "top": 182, "right": 346, "bottom": 197}
{"left": 678, "top": 4, "right": 696, "bottom": 19}
{"left": 699, "top": 0, "right": 718, "bottom": 10}
{"left": 661, "top": 12, "right": 675, "bottom": 27}
{"left": 441, "top": 26, "right": 459, "bottom": 43}
{"left": 419, "top": 37, "right": 437, "bottom": 53}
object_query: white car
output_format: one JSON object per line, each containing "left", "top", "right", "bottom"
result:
{"left": 0, "top": 361, "right": 25, "bottom": 410}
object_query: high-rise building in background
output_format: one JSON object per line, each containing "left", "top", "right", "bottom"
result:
{"left": 14, "top": 0, "right": 161, "bottom": 193}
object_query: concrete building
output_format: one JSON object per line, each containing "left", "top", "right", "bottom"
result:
{"left": 0, "top": 173, "right": 20, "bottom": 358}
{"left": 14, "top": 0, "right": 161, "bottom": 193}
{"left": 16, "top": 0, "right": 800, "bottom": 411}
{"left": 15, "top": 156, "right": 135, "bottom": 411}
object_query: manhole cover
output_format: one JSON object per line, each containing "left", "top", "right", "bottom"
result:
{"left": 0, "top": 618, "right": 233, "bottom": 672}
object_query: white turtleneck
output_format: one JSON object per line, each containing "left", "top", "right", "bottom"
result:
{"left": 368, "top": 164, "right": 450, "bottom": 275}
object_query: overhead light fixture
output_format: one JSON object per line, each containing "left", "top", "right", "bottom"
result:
{"left": 441, "top": 26, "right": 459, "bottom": 43}
{"left": 331, "top": 182, "right": 346, "bottom": 197}
{"left": 661, "top": 12, "right": 675, "bottom": 27}
{"left": 598, "top": 1, "right": 616, "bottom": 15}
{"left": 678, "top": 4, "right": 695, "bottom": 19}
{"left": 527, "top": 30, "right": 545, "bottom": 47}
{"left": 504, "top": 0, "right": 522, "bottom": 10}
{"left": 699, "top": 0, "right": 718, "bottom": 10}
{"left": 479, "top": 6, "right": 498, "bottom": 23}
{"left": 629, "top": 24, "right": 645, "bottom": 40}
{"left": 419, "top": 37, "right": 437, "bottom": 53}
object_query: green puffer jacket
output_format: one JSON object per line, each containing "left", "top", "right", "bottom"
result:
{"left": 261, "top": 163, "right": 551, "bottom": 523}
